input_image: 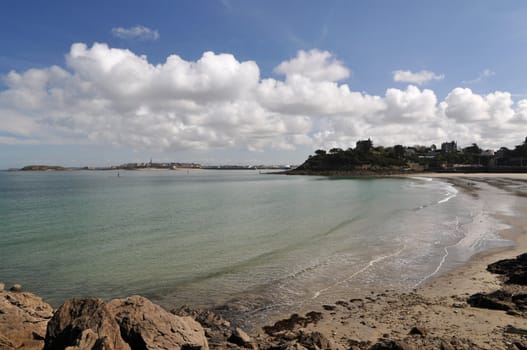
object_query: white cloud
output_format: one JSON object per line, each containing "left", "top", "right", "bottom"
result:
{"left": 1, "top": 43, "right": 527, "bottom": 155}
{"left": 111, "top": 25, "right": 160, "bottom": 41}
{"left": 274, "top": 49, "right": 349, "bottom": 82}
{"left": 462, "top": 69, "right": 495, "bottom": 84}
{"left": 393, "top": 70, "right": 444, "bottom": 85}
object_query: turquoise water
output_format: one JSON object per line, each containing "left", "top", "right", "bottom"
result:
{"left": 0, "top": 170, "right": 513, "bottom": 325}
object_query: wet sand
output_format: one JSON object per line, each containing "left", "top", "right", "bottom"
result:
{"left": 255, "top": 174, "right": 527, "bottom": 349}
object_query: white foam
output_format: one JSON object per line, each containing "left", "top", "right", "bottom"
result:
{"left": 408, "top": 176, "right": 433, "bottom": 182}
{"left": 312, "top": 248, "right": 403, "bottom": 299}
{"left": 413, "top": 246, "right": 449, "bottom": 288}
{"left": 437, "top": 183, "right": 458, "bottom": 204}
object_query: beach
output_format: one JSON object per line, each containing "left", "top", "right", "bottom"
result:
{"left": 3, "top": 173, "right": 527, "bottom": 349}
{"left": 255, "top": 173, "right": 527, "bottom": 349}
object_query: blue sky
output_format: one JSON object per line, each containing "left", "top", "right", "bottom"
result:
{"left": 1, "top": 1, "right": 527, "bottom": 168}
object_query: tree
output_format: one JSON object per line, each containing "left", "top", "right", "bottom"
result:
{"left": 393, "top": 145, "right": 405, "bottom": 159}
{"left": 329, "top": 148, "right": 343, "bottom": 154}
{"left": 463, "top": 143, "right": 482, "bottom": 155}
{"left": 314, "top": 149, "right": 327, "bottom": 156}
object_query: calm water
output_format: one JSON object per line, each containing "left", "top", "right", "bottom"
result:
{"left": 0, "top": 170, "right": 514, "bottom": 325}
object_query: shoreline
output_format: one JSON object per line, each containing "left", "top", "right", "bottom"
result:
{"left": 416, "top": 173, "right": 527, "bottom": 297}
{"left": 252, "top": 173, "right": 527, "bottom": 348}
{"left": 3, "top": 174, "right": 527, "bottom": 349}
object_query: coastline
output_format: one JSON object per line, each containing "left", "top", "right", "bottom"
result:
{"left": 3, "top": 174, "right": 527, "bottom": 349}
{"left": 252, "top": 173, "right": 527, "bottom": 348}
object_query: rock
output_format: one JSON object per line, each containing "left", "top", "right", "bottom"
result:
{"left": 467, "top": 291, "right": 511, "bottom": 311}
{"left": 107, "top": 295, "right": 209, "bottom": 350}
{"left": 0, "top": 289, "right": 54, "bottom": 350}
{"left": 173, "top": 305, "right": 231, "bottom": 330}
{"left": 322, "top": 304, "right": 336, "bottom": 311}
{"left": 9, "top": 284, "right": 22, "bottom": 292}
{"left": 297, "top": 331, "right": 333, "bottom": 350}
{"left": 44, "top": 298, "right": 130, "bottom": 350}
{"left": 504, "top": 325, "right": 527, "bottom": 336}
{"left": 335, "top": 300, "right": 349, "bottom": 308}
{"left": 263, "top": 312, "right": 323, "bottom": 336}
{"left": 439, "top": 340, "right": 454, "bottom": 350}
{"left": 487, "top": 253, "right": 527, "bottom": 285}
{"left": 513, "top": 342, "right": 527, "bottom": 350}
{"left": 173, "top": 305, "right": 232, "bottom": 348}
{"left": 0, "top": 282, "right": 4, "bottom": 291}
{"left": 512, "top": 293, "right": 527, "bottom": 310}
{"left": 368, "top": 339, "right": 413, "bottom": 350}
{"left": 408, "top": 326, "right": 426, "bottom": 336}
{"left": 228, "top": 327, "right": 255, "bottom": 348}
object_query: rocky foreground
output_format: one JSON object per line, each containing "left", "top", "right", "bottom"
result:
{"left": 3, "top": 253, "right": 527, "bottom": 350}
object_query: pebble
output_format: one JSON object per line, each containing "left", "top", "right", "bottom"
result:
{"left": 10, "top": 284, "right": 22, "bottom": 292}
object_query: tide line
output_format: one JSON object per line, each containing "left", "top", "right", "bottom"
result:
{"left": 413, "top": 245, "right": 449, "bottom": 289}
{"left": 312, "top": 248, "right": 403, "bottom": 299}
{"left": 413, "top": 216, "right": 461, "bottom": 288}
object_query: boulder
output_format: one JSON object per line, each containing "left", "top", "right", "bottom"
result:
{"left": 228, "top": 327, "right": 255, "bottom": 348}
{"left": 0, "top": 289, "right": 54, "bottom": 350}
{"left": 44, "top": 298, "right": 130, "bottom": 350}
{"left": 172, "top": 306, "right": 234, "bottom": 348}
{"left": 487, "top": 253, "right": 527, "bottom": 285}
{"left": 107, "top": 295, "right": 209, "bottom": 350}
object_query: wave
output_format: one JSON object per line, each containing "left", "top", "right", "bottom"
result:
{"left": 311, "top": 248, "right": 404, "bottom": 299}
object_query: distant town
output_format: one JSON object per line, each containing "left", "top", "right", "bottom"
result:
{"left": 287, "top": 137, "right": 527, "bottom": 175}
{"left": 10, "top": 137, "right": 527, "bottom": 173}
{"left": 12, "top": 161, "right": 295, "bottom": 172}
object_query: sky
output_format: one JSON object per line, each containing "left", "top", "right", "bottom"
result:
{"left": 2, "top": 1, "right": 527, "bottom": 168}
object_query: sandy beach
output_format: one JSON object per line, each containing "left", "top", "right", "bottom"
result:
{"left": 253, "top": 173, "right": 527, "bottom": 349}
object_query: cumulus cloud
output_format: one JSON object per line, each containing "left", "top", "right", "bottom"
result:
{"left": 393, "top": 70, "right": 444, "bottom": 85}
{"left": 111, "top": 25, "right": 159, "bottom": 41}
{"left": 274, "top": 49, "right": 349, "bottom": 82}
{"left": 1, "top": 43, "right": 527, "bottom": 156}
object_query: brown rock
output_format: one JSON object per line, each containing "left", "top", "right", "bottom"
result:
{"left": 44, "top": 298, "right": 130, "bottom": 350}
{"left": 0, "top": 282, "right": 4, "bottom": 291}
{"left": 172, "top": 306, "right": 232, "bottom": 348}
{"left": 297, "top": 331, "right": 333, "bottom": 350}
{"left": 263, "top": 312, "right": 323, "bottom": 336}
{"left": 0, "top": 289, "right": 54, "bottom": 350}
{"left": 322, "top": 304, "right": 336, "bottom": 311}
{"left": 9, "top": 284, "right": 22, "bottom": 292}
{"left": 467, "top": 291, "right": 512, "bottom": 311}
{"left": 107, "top": 295, "right": 209, "bottom": 350}
{"left": 408, "top": 326, "right": 426, "bottom": 336}
{"left": 368, "top": 339, "right": 413, "bottom": 350}
{"left": 228, "top": 327, "right": 255, "bottom": 349}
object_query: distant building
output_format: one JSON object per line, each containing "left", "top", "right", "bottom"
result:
{"left": 481, "top": 149, "right": 495, "bottom": 157}
{"left": 356, "top": 139, "right": 373, "bottom": 152}
{"left": 441, "top": 141, "right": 457, "bottom": 153}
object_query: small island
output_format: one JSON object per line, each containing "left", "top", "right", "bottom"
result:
{"left": 20, "top": 165, "right": 66, "bottom": 171}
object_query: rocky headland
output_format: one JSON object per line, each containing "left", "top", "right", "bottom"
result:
{"left": 3, "top": 250, "right": 527, "bottom": 350}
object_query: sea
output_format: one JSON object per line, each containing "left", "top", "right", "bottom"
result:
{"left": 0, "top": 170, "right": 516, "bottom": 327}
